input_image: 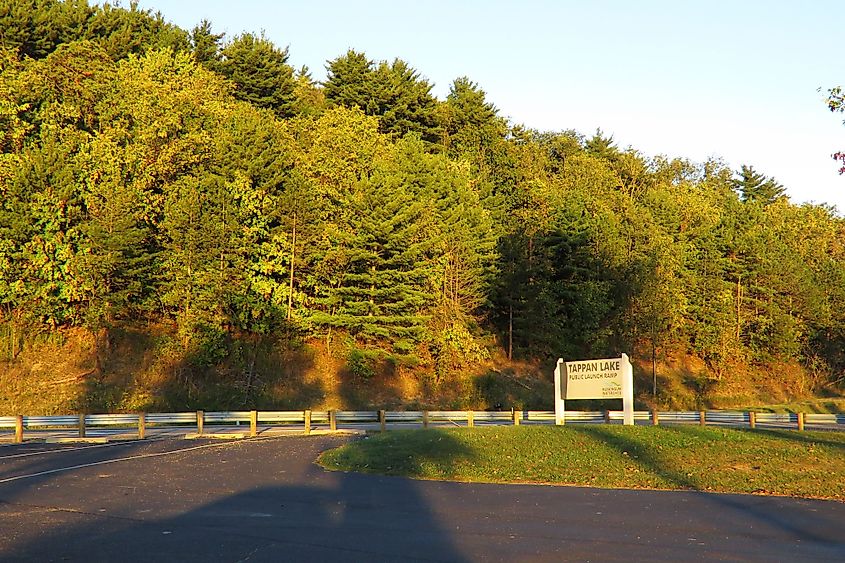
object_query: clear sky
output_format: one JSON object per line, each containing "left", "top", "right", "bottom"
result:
{"left": 138, "top": 0, "right": 845, "bottom": 213}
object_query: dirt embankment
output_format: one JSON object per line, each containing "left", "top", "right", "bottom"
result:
{"left": 0, "top": 325, "right": 826, "bottom": 415}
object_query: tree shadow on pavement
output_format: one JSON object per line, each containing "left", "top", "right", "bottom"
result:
{"left": 0, "top": 435, "right": 472, "bottom": 562}
{"left": 570, "top": 424, "right": 845, "bottom": 549}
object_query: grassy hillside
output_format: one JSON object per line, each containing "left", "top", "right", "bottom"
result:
{"left": 1, "top": 325, "right": 838, "bottom": 415}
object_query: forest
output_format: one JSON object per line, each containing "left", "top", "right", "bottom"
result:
{"left": 1, "top": 1, "right": 844, "bottom": 412}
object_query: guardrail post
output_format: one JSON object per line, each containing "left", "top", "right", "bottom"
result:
{"left": 423, "top": 411, "right": 429, "bottom": 429}
{"left": 749, "top": 411, "right": 756, "bottom": 430}
{"left": 329, "top": 410, "right": 337, "bottom": 431}
{"left": 196, "top": 410, "right": 204, "bottom": 435}
{"left": 250, "top": 410, "right": 257, "bottom": 437}
{"left": 604, "top": 410, "right": 610, "bottom": 424}
{"left": 699, "top": 411, "right": 706, "bottom": 426}
{"left": 467, "top": 410, "right": 474, "bottom": 428}
{"left": 14, "top": 415, "right": 23, "bottom": 443}
{"left": 78, "top": 413, "right": 86, "bottom": 438}
{"left": 379, "top": 410, "right": 386, "bottom": 432}
{"left": 797, "top": 412, "right": 805, "bottom": 432}
{"left": 304, "top": 410, "right": 311, "bottom": 435}
{"left": 513, "top": 409, "right": 521, "bottom": 426}
{"left": 652, "top": 409, "right": 659, "bottom": 426}
{"left": 138, "top": 412, "right": 146, "bottom": 440}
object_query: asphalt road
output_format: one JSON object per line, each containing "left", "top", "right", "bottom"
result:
{"left": 0, "top": 435, "right": 843, "bottom": 562}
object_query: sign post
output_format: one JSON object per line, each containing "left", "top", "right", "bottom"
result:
{"left": 555, "top": 353, "right": 635, "bottom": 425}
{"left": 621, "top": 353, "right": 634, "bottom": 425}
{"left": 554, "top": 359, "right": 565, "bottom": 425}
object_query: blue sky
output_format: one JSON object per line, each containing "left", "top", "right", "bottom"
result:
{"left": 139, "top": 0, "right": 845, "bottom": 212}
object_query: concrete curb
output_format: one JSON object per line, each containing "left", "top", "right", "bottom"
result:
{"left": 184, "top": 433, "right": 245, "bottom": 440}
{"left": 46, "top": 437, "right": 109, "bottom": 444}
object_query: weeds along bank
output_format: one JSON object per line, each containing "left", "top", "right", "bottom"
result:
{"left": 0, "top": 325, "right": 544, "bottom": 415}
{"left": 0, "top": 325, "right": 832, "bottom": 415}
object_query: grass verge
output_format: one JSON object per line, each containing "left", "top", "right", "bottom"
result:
{"left": 318, "top": 425, "right": 845, "bottom": 501}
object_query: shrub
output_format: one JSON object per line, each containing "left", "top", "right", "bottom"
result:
{"left": 347, "top": 347, "right": 376, "bottom": 380}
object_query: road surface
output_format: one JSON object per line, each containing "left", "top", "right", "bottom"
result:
{"left": 0, "top": 435, "right": 843, "bottom": 561}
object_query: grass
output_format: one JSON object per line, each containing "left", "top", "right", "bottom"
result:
{"left": 318, "top": 425, "right": 845, "bottom": 501}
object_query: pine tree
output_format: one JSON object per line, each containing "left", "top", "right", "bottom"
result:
{"left": 159, "top": 174, "right": 232, "bottom": 348}
{"left": 0, "top": 0, "right": 93, "bottom": 59}
{"left": 443, "top": 76, "right": 505, "bottom": 156}
{"left": 369, "top": 59, "right": 441, "bottom": 143}
{"left": 392, "top": 136, "right": 497, "bottom": 322}
{"left": 218, "top": 32, "right": 296, "bottom": 118}
{"left": 323, "top": 49, "right": 375, "bottom": 111}
{"left": 584, "top": 129, "right": 619, "bottom": 161}
{"left": 733, "top": 164, "right": 786, "bottom": 205}
{"left": 85, "top": 1, "right": 189, "bottom": 60}
{"left": 74, "top": 135, "right": 154, "bottom": 329}
{"left": 309, "top": 144, "right": 438, "bottom": 343}
{"left": 324, "top": 51, "right": 441, "bottom": 144}
{"left": 190, "top": 19, "right": 223, "bottom": 69}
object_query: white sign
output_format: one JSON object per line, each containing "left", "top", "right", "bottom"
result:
{"left": 563, "top": 358, "right": 623, "bottom": 399}
{"left": 554, "top": 354, "right": 634, "bottom": 426}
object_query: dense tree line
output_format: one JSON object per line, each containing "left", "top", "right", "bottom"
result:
{"left": 2, "top": 0, "right": 845, "bottom": 390}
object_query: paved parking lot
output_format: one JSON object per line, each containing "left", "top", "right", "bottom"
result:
{"left": 1, "top": 435, "right": 844, "bottom": 561}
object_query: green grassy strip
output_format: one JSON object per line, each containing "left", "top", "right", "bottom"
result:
{"left": 318, "top": 426, "right": 845, "bottom": 500}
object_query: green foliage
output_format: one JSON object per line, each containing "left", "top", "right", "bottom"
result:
{"left": 431, "top": 322, "right": 489, "bottom": 380}
{"left": 733, "top": 164, "right": 786, "bottom": 205}
{"left": 218, "top": 32, "right": 296, "bottom": 117}
{"left": 324, "top": 50, "right": 441, "bottom": 144}
{"left": 0, "top": 0, "right": 187, "bottom": 61}
{"left": 2, "top": 3, "right": 845, "bottom": 403}
{"left": 185, "top": 323, "right": 229, "bottom": 368}
{"left": 290, "top": 66, "right": 326, "bottom": 116}
{"left": 0, "top": 0, "right": 93, "bottom": 59}
{"left": 308, "top": 144, "right": 438, "bottom": 340}
{"left": 323, "top": 49, "right": 373, "bottom": 110}
{"left": 189, "top": 19, "right": 222, "bottom": 68}
{"left": 346, "top": 346, "right": 377, "bottom": 380}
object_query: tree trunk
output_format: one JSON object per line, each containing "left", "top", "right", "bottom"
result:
{"left": 508, "top": 302, "right": 513, "bottom": 361}
{"left": 287, "top": 213, "right": 296, "bottom": 321}
{"left": 220, "top": 198, "right": 225, "bottom": 287}
{"left": 245, "top": 339, "right": 258, "bottom": 400}
{"left": 652, "top": 330, "right": 657, "bottom": 397}
{"left": 735, "top": 276, "right": 742, "bottom": 342}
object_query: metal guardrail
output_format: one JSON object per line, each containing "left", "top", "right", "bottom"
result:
{"left": 85, "top": 413, "right": 139, "bottom": 426}
{"left": 806, "top": 413, "right": 845, "bottom": 424}
{"left": 755, "top": 413, "right": 794, "bottom": 424}
{"left": 204, "top": 411, "right": 252, "bottom": 424}
{"left": 526, "top": 411, "right": 555, "bottom": 422}
{"left": 705, "top": 411, "right": 748, "bottom": 424}
{"left": 23, "top": 415, "right": 80, "bottom": 428}
{"left": 657, "top": 411, "right": 701, "bottom": 424}
{"left": 146, "top": 412, "right": 198, "bottom": 426}
{"left": 608, "top": 410, "right": 652, "bottom": 422}
{"left": 257, "top": 411, "right": 307, "bottom": 424}
{"left": 386, "top": 411, "right": 424, "bottom": 423}
{"left": 337, "top": 411, "right": 378, "bottom": 423}
{"left": 427, "top": 411, "right": 473, "bottom": 421}
{"left": 473, "top": 412, "right": 514, "bottom": 422}
{"left": 1, "top": 410, "right": 843, "bottom": 444}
